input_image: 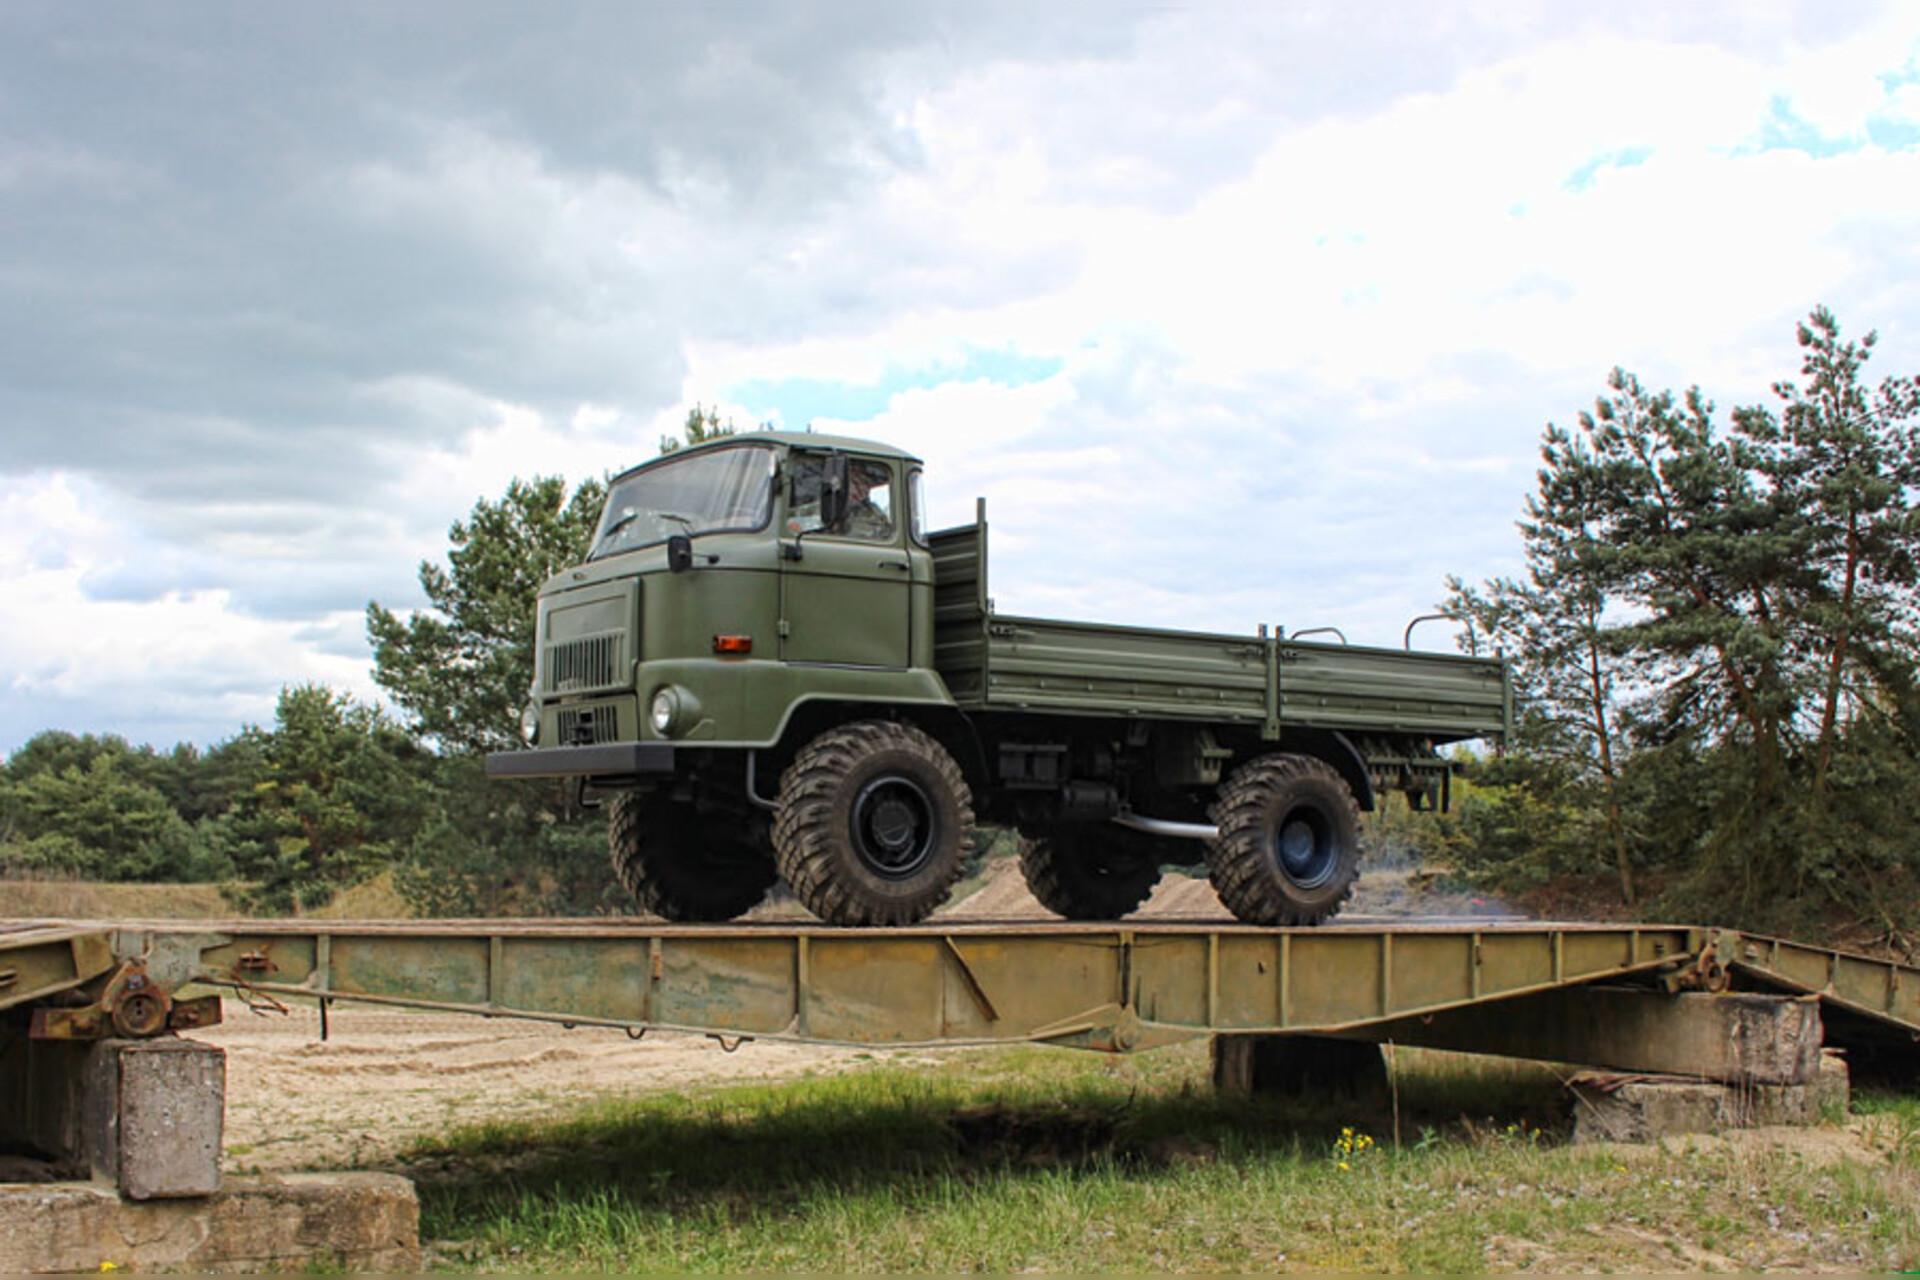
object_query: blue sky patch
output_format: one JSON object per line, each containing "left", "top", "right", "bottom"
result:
{"left": 1866, "top": 117, "right": 1920, "bottom": 151}
{"left": 729, "top": 346, "right": 1065, "bottom": 428}
{"left": 1749, "top": 95, "right": 1864, "bottom": 159}
{"left": 1563, "top": 145, "right": 1653, "bottom": 193}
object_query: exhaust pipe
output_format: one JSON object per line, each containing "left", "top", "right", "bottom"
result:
{"left": 1111, "top": 811, "right": 1218, "bottom": 841}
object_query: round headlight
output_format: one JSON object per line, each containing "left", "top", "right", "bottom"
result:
{"left": 520, "top": 700, "right": 541, "bottom": 745}
{"left": 651, "top": 688, "right": 679, "bottom": 735}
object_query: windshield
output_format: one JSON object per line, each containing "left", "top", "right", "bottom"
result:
{"left": 588, "top": 445, "right": 776, "bottom": 560}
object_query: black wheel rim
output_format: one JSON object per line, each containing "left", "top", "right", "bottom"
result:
{"left": 1270, "top": 807, "right": 1338, "bottom": 889}
{"left": 852, "top": 775, "right": 938, "bottom": 880}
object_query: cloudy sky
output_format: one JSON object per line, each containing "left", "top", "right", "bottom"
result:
{"left": 3, "top": 2, "right": 1918, "bottom": 754}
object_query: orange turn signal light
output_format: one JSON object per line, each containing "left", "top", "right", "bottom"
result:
{"left": 713, "top": 635, "right": 753, "bottom": 655}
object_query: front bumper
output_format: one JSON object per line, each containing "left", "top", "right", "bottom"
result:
{"left": 484, "top": 742, "right": 678, "bottom": 780}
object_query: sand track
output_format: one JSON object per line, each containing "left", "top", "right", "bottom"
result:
{"left": 203, "top": 1004, "right": 889, "bottom": 1172}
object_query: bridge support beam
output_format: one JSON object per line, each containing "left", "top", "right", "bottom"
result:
{"left": 1211, "top": 1034, "right": 1388, "bottom": 1104}
{"left": 1335, "top": 988, "right": 1824, "bottom": 1085}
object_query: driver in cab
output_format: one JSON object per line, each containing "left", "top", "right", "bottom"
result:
{"left": 788, "top": 458, "right": 894, "bottom": 540}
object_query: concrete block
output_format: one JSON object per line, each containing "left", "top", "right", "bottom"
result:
{"left": 1569, "top": 1051, "right": 1851, "bottom": 1144}
{"left": 1348, "top": 989, "right": 1824, "bottom": 1085}
{"left": 0, "top": 1172, "right": 420, "bottom": 1274}
{"left": 1813, "top": 1048, "right": 1851, "bottom": 1116}
{"left": 114, "top": 1038, "right": 224, "bottom": 1199}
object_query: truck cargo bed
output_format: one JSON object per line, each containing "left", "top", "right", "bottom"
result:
{"left": 930, "top": 511, "right": 1507, "bottom": 742}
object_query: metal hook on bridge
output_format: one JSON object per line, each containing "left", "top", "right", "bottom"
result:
{"left": 223, "top": 969, "right": 291, "bottom": 1018}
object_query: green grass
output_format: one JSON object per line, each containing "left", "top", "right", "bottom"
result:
{"left": 1854, "top": 1087, "right": 1920, "bottom": 1172}
{"left": 405, "top": 1043, "right": 1920, "bottom": 1273}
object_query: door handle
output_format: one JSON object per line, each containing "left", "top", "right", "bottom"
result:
{"left": 878, "top": 560, "right": 910, "bottom": 571}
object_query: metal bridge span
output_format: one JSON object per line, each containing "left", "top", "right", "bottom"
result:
{"left": 6, "top": 916, "right": 1919, "bottom": 1057}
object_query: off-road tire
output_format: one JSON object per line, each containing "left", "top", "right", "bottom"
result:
{"left": 773, "top": 721, "right": 974, "bottom": 926}
{"left": 1206, "top": 754, "right": 1362, "bottom": 926}
{"left": 1020, "top": 825, "right": 1163, "bottom": 920}
{"left": 608, "top": 791, "right": 779, "bottom": 922}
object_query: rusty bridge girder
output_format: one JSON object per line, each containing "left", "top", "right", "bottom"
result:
{"left": 4, "top": 918, "right": 1915, "bottom": 1057}
{"left": 4, "top": 919, "right": 1703, "bottom": 1051}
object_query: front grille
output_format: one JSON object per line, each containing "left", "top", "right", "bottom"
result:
{"left": 545, "top": 633, "right": 623, "bottom": 693}
{"left": 557, "top": 704, "right": 619, "bottom": 745}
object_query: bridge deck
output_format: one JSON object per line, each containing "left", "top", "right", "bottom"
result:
{"left": 10, "top": 916, "right": 1914, "bottom": 1054}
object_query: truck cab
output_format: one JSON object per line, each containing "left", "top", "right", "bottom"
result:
{"left": 504, "top": 433, "right": 951, "bottom": 770}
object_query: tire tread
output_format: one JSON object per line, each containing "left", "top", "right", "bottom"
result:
{"left": 773, "top": 721, "right": 974, "bottom": 926}
{"left": 1205, "top": 754, "right": 1361, "bottom": 926}
{"left": 609, "top": 792, "right": 777, "bottom": 922}
{"left": 1019, "top": 828, "right": 1162, "bottom": 920}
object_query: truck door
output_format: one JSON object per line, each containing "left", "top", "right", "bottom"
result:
{"left": 780, "top": 454, "right": 912, "bottom": 667}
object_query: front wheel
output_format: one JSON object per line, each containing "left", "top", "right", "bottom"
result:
{"left": 773, "top": 721, "right": 975, "bottom": 926}
{"left": 608, "top": 791, "right": 780, "bottom": 922}
{"left": 1206, "top": 754, "right": 1362, "bottom": 926}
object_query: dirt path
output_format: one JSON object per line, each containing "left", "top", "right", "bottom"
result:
{"left": 201, "top": 1003, "right": 902, "bottom": 1173}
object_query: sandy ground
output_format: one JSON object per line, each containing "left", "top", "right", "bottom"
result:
{"left": 199, "top": 1004, "right": 910, "bottom": 1173}
{"left": 0, "top": 991, "right": 890, "bottom": 1181}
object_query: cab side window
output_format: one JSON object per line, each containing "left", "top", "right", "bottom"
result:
{"left": 789, "top": 456, "right": 895, "bottom": 541}
{"left": 907, "top": 467, "right": 928, "bottom": 546}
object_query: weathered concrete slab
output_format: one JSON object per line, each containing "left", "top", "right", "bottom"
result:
{"left": 1571, "top": 1049, "right": 1852, "bottom": 1143}
{"left": 114, "top": 1037, "right": 224, "bottom": 1198}
{"left": 0, "top": 1172, "right": 420, "bottom": 1274}
{"left": 1213, "top": 1033, "right": 1389, "bottom": 1105}
{"left": 1342, "top": 988, "right": 1823, "bottom": 1085}
{"left": 1, "top": 1035, "right": 224, "bottom": 1198}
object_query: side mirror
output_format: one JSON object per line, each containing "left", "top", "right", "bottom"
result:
{"left": 820, "top": 454, "right": 851, "bottom": 530}
{"left": 667, "top": 534, "right": 694, "bottom": 573}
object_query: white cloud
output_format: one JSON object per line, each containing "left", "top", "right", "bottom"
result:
{"left": 0, "top": 473, "right": 378, "bottom": 748}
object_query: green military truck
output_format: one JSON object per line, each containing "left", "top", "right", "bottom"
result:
{"left": 486, "top": 432, "right": 1509, "bottom": 927}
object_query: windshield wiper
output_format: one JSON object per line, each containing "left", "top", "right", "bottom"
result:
{"left": 598, "top": 509, "right": 695, "bottom": 552}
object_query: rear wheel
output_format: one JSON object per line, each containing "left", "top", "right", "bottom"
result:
{"left": 1206, "top": 754, "right": 1361, "bottom": 926}
{"left": 1020, "top": 825, "right": 1163, "bottom": 920}
{"left": 608, "top": 791, "right": 779, "bottom": 922}
{"left": 773, "top": 721, "right": 974, "bottom": 925}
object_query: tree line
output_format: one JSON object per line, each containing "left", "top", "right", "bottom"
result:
{"left": 1438, "top": 307, "right": 1920, "bottom": 944}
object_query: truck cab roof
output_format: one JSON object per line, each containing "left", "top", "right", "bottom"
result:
{"left": 634, "top": 430, "right": 922, "bottom": 473}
